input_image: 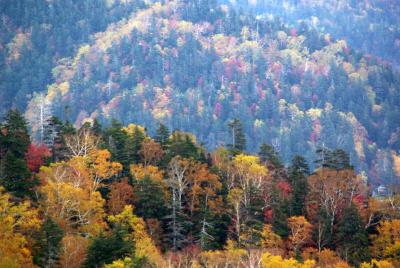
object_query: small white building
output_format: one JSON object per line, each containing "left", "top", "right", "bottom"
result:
{"left": 372, "top": 185, "right": 389, "bottom": 198}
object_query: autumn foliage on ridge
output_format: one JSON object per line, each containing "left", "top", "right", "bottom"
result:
{"left": 24, "top": 0, "right": 400, "bottom": 187}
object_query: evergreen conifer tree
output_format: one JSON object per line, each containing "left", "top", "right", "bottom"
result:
{"left": 154, "top": 123, "right": 170, "bottom": 150}
{"left": 258, "top": 143, "right": 282, "bottom": 168}
{"left": 227, "top": 118, "right": 246, "bottom": 155}
{"left": 0, "top": 109, "right": 34, "bottom": 197}
{"left": 288, "top": 155, "right": 309, "bottom": 216}
{"left": 33, "top": 218, "right": 64, "bottom": 268}
{"left": 84, "top": 227, "right": 133, "bottom": 268}
{"left": 337, "top": 205, "right": 370, "bottom": 266}
{"left": 133, "top": 176, "right": 166, "bottom": 220}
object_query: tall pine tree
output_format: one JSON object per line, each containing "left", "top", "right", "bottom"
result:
{"left": 33, "top": 217, "right": 64, "bottom": 268}
{"left": 337, "top": 205, "right": 370, "bottom": 266}
{"left": 227, "top": 118, "right": 246, "bottom": 155}
{"left": 154, "top": 123, "right": 170, "bottom": 150}
{"left": 288, "top": 155, "right": 309, "bottom": 216}
{"left": 0, "top": 109, "right": 34, "bottom": 197}
{"left": 258, "top": 143, "right": 282, "bottom": 168}
{"left": 84, "top": 227, "right": 133, "bottom": 268}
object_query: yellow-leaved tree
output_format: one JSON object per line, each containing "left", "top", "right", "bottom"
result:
{"left": 261, "top": 224, "right": 284, "bottom": 255}
{"left": 38, "top": 149, "right": 122, "bottom": 235}
{"left": 360, "top": 259, "right": 395, "bottom": 268}
{"left": 199, "top": 240, "right": 247, "bottom": 267}
{"left": 130, "top": 163, "right": 164, "bottom": 183}
{"left": 288, "top": 216, "right": 313, "bottom": 255}
{"left": 108, "top": 205, "right": 164, "bottom": 267}
{"left": 261, "top": 252, "right": 316, "bottom": 268}
{"left": 104, "top": 257, "right": 135, "bottom": 268}
{"left": 226, "top": 154, "right": 269, "bottom": 246}
{"left": 0, "top": 187, "right": 40, "bottom": 268}
{"left": 370, "top": 220, "right": 400, "bottom": 266}
{"left": 231, "top": 154, "right": 268, "bottom": 207}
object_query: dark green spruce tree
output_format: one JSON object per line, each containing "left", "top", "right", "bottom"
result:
{"left": 337, "top": 205, "right": 370, "bottom": 266}
{"left": 91, "top": 118, "right": 103, "bottom": 137}
{"left": 124, "top": 125, "right": 145, "bottom": 165}
{"left": 258, "top": 143, "right": 282, "bottom": 168}
{"left": 167, "top": 131, "right": 205, "bottom": 162}
{"left": 33, "top": 218, "right": 64, "bottom": 268}
{"left": 154, "top": 123, "right": 170, "bottom": 150}
{"left": 315, "top": 147, "right": 352, "bottom": 170}
{"left": 132, "top": 175, "right": 167, "bottom": 220}
{"left": 84, "top": 227, "right": 133, "bottom": 268}
{"left": 44, "top": 116, "right": 74, "bottom": 162}
{"left": 104, "top": 119, "right": 130, "bottom": 173}
{"left": 227, "top": 118, "right": 246, "bottom": 155}
{"left": 0, "top": 109, "right": 34, "bottom": 197}
{"left": 288, "top": 155, "right": 309, "bottom": 216}
{"left": 269, "top": 183, "right": 290, "bottom": 238}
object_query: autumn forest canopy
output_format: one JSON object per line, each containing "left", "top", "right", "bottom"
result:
{"left": 0, "top": 0, "right": 400, "bottom": 267}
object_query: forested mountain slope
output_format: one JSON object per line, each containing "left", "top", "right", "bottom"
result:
{"left": 2, "top": 1, "right": 400, "bottom": 267}
{"left": 25, "top": 0, "right": 400, "bottom": 184}
{"left": 0, "top": 0, "right": 145, "bottom": 115}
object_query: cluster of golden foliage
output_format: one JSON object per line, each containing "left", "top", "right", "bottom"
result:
{"left": 38, "top": 149, "right": 122, "bottom": 235}
{"left": 0, "top": 187, "right": 40, "bottom": 268}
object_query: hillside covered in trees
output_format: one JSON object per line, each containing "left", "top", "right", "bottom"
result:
{"left": 1, "top": 109, "right": 400, "bottom": 267}
{"left": 229, "top": 0, "right": 400, "bottom": 66}
{"left": 1, "top": 0, "right": 400, "bottom": 266}
{"left": 0, "top": 0, "right": 145, "bottom": 114}
{"left": 19, "top": 0, "right": 400, "bottom": 185}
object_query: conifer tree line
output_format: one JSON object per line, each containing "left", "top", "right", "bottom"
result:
{"left": 1, "top": 109, "right": 399, "bottom": 268}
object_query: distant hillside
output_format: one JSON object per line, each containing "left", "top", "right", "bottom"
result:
{"left": 0, "top": 0, "right": 145, "bottom": 115}
{"left": 25, "top": 0, "right": 400, "bottom": 184}
{"left": 229, "top": 0, "right": 400, "bottom": 66}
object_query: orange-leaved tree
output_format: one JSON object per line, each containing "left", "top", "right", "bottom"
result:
{"left": 139, "top": 138, "right": 164, "bottom": 166}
